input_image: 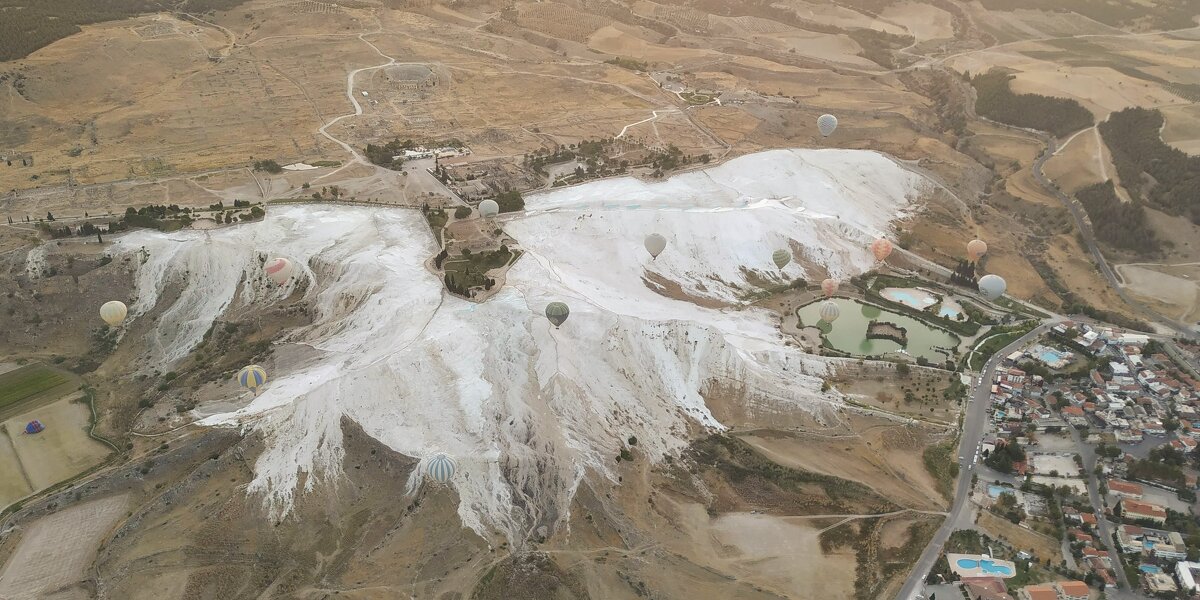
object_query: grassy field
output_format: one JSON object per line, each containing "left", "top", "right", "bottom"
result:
{"left": 967, "top": 323, "right": 1036, "bottom": 370}
{"left": 0, "top": 366, "right": 70, "bottom": 413}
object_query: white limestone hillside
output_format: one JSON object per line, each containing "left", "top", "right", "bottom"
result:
{"left": 106, "top": 148, "right": 929, "bottom": 542}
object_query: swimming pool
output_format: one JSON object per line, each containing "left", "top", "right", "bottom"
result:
{"left": 987, "top": 485, "right": 1013, "bottom": 498}
{"left": 955, "top": 558, "right": 1015, "bottom": 576}
{"left": 880, "top": 287, "right": 938, "bottom": 310}
{"left": 1038, "top": 349, "right": 1064, "bottom": 363}
{"left": 1140, "top": 564, "right": 1162, "bottom": 574}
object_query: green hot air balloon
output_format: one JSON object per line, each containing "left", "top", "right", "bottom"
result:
{"left": 772, "top": 249, "right": 791, "bottom": 270}
{"left": 545, "top": 302, "right": 570, "bottom": 328}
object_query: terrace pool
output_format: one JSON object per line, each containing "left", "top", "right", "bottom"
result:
{"left": 955, "top": 558, "right": 1014, "bottom": 576}
{"left": 1140, "top": 565, "right": 1162, "bottom": 574}
{"left": 880, "top": 287, "right": 938, "bottom": 310}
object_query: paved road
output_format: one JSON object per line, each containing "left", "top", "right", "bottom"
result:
{"left": 896, "top": 323, "right": 1052, "bottom": 600}
{"left": 1029, "top": 133, "right": 1195, "bottom": 339}
{"left": 1068, "top": 426, "right": 1132, "bottom": 590}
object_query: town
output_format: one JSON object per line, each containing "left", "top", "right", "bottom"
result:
{"left": 925, "top": 322, "right": 1200, "bottom": 599}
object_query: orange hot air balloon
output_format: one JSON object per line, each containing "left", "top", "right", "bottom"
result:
{"left": 967, "top": 239, "right": 988, "bottom": 261}
{"left": 821, "top": 278, "right": 839, "bottom": 298}
{"left": 870, "top": 238, "right": 893, "bottom": 262}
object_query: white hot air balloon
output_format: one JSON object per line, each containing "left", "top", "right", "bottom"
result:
{"left": 426, "top": 453, "right": 457, "bottom": 484}
{"left": 100, "top": 301, "right": 127, "bottom": 326}
{"left": 265, "top": 257, "right": 295, "bottom": 286}
{"left": 978, "top": 274, "right": 1007, "bottom": 301}
{"left": 817, "top": 114, "right": 838, "bottom": 137}
{"left": 479, "top": 200, "right": 499, "bottom": 218}
{"left": 644, "top": 233, "right": 667, "bottom": 260}
{"left": 818, "top": 300, "right": 841, "bottom": 323}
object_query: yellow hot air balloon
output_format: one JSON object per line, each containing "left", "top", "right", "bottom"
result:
{"left": 967, "top": 239, "right": 987, "bottom": 261}
{"left": 100, "top": 301, "right": 127, "bottom": 326}
{"left": 238, "top": 364, "right": 268, "bottom": 394}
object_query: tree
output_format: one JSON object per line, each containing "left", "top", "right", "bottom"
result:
{"left": 494, "top": 190, "right": 525, "bottom": 213}
{"left": 896, "top": 362, "right": 911, "bottom": 378}
{"left": 46, "top": 211, "right": 54, "bottom": 221}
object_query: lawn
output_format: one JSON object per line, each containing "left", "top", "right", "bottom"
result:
{"left": 967, "top": 323, "right": 1036, "bottom": 371}
{"left": 0, "top": 365, "right": 70, "bottom": 411}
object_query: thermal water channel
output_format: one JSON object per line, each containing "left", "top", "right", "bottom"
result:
{"left": 796, "top": 298, "right": 960, "bottom": 362}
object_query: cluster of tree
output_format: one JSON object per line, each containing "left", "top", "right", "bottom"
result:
{"left": 1075, "top": 181, "right": 1161, "bottom": 255}
{"left": 977, "top": 0, "right": 1198, "bottom": 29}
{"left": 252, "top": 159, "right": 282, "bottom": 174}
{"left": 1100, "top": 107, "right": 1200, "bottom": 225}
{"left": 1127, "top": 445, "right": 1187, "bottom": 489}
{"left": 846, "top": 27, "right": 914, "bottom": 69}
{"left": 983, "top": 440, "right": 1026, "bottom": 474}
{"left": 364, "top": 140, "right": 414, "bottom": 170}
{"left": 493, "top": 190, "right": 524, "bottom": 213}
{"left": 970, "top": 70, "right": 1093, "bottom": 138}
{"left": 0, "top": 0, "right": 248, "bottom": 61}
{"left": 524, "top": 140, "right": 621, "bottom": 177}
{"left": 648, "top": 145, "right": 710, "bottom": 176}
{"left": 365, "top": 138, "right": 463, "bottom": 171}
{"left": 604, "top": 57, "right": 649, "bottom": 72}
{"left": 948, "top": 259, "right": 977, "bottom": 287}
{"left": 443, "top": 272, "right": 495, "bottom": 296}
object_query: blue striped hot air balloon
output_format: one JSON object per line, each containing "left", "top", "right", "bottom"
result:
{"left": 238, "top": 365, "right": 268, "bottom": 394}
{"left": 426, "top": 453, "right": 457, "bottom": 484}
{"left": 24, "top": 420, "right": 44, "bottom": 434}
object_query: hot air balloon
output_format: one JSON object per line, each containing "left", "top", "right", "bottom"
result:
{"left": 479, "top": 199, "right": 499, "bottom": 218}
{"left": 100, "top": 300, "right": 127, "bottom": 326}
{"left": 817, "top": 114, "right": 838, "bottom": 137}
{"left": 772, "top": 249, "right": 791, "bottom": 270}
{"left": 265, "top": 257, "right": 295, "bottom": 286}
{"left": 427, "top": 453, "right": 457, "bottom": 484}
{"left": 818, "top": 299, "right": 840, "bottom": 323}
{"left": 870, "top": 238, "right": 893, "bottom": 262}
{"left": 821, "top": 278, "right": 839, "bottom": 298}
{"left": 967, "top": 239, "right": 988, "bottom": 261}
{"left": 978, "top": 274, "right": 1006, "bottom": 301}
{"left": 545, "top": 302, "right": 570, "bottom": 328}
{"left": 238, "top": 364, "right": 268, "bottom": 394}
{"left": 644, "top": 233, "right": 667, "bottom": 260}
{"left": 24, "top": 420, "right": 44, "bottom": 435}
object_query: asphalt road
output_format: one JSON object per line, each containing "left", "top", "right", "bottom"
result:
{"left": 1069, "top": 426, "right": 1132, "bottom": 590}
{"left": 896, "top": 323, "right": 1052, "bottom": 600}
{"left": 1029, "top": 135, "right": 1194, "bottom": 339}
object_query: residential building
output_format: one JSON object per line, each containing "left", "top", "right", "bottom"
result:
{"left": 1017, "top": 584, "right": 1058, "bottom": 600}
{"left": 1055, "top": 580, "right": 1090, "bottom": 600}
{"left": 1107, "top": 479, "right": 1144, "bottom": 499}
{"left": 964, "top": 577, "right": 1014, "bottom": 600}
{"left": 1121, "top": 498, "right": 1168, "bottom": 524}
{"left": 1177, "top": 561, "right": 1200, "bottom": 592}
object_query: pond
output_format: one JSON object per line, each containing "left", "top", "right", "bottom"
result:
{"left": 796, "top": 298, "right": 960, "bottom": 362}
